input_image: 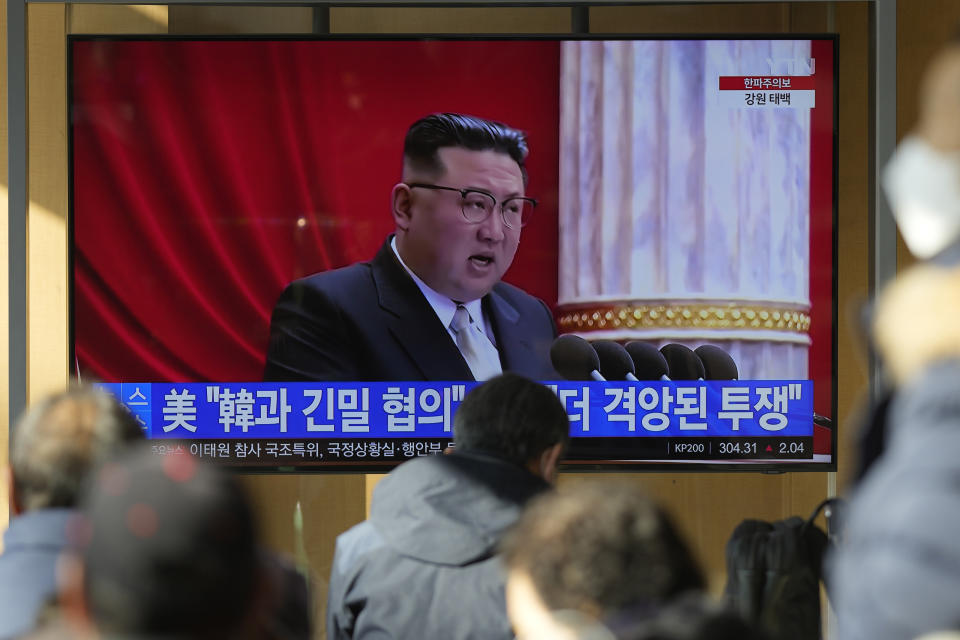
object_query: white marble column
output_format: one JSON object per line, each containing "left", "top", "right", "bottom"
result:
{"left": 558, "top": 40, "right": 812, "bottom": 379}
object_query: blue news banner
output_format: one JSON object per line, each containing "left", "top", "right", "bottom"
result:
{"left": 99, "top": 381, "right": 814, "bottom": 466}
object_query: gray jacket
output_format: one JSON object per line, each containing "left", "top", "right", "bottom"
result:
{"left": 327, "top": 451, "right": 550, "bottom": 640}
{"left": 828, "top": 359, "right": 960, "bottom": 640}
{"left": 0, "top": 509, "right": 74, "bottom": 639}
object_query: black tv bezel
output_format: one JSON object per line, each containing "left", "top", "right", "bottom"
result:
{"left": 67, "top": 32, "right": 839, "bottom": 473}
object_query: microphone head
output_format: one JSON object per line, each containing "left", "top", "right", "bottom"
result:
{"left": 694, "top": 344, "right": 739, "bottom": 380}
{"left": 660, "top": 343, "right": 706, "bottom": 380}
{"left": 624, "top": 341, "right": 670, "bottom": 380}
{"left": 591, "top": 340, "right": 636, "bottom": 380}
{"left": 550, "top": 335, "right": 601, "bottom": 381}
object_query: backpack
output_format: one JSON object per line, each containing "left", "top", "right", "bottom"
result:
{"left": 724, "top": 499, "right": 839, "bottom": 640}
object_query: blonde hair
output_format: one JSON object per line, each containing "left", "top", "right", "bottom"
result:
{"left": 873, "top": 263, "right": 960, "bottom": 385}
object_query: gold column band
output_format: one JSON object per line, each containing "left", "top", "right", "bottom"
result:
{"left": 556, "top": 302, "right": 811, "bottom": 334}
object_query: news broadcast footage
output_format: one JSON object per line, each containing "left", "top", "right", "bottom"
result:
{"left": 70, "top": 37, "right": 836, "bottom": 470}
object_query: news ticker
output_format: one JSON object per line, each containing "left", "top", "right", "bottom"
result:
{"left": 100, "top": 380, "right": 813, "bottom": 441}
{"left": 150, "top": 436, "right": 814, "bottom": 465}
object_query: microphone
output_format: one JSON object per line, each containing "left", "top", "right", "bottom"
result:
{"left": 660, "top": 343, "right": 705, "bottom": 380}
{"left": 550, "top": 335, "right": 606, "bottom": 381}
{"left": 694, "top": 344, "right": 739, "bottom": 380}
{"left": 813, "top": 414, "right": 833, "bottom": 428}
{"left": 624, "top": 341, "right": 671, "bottom": 381}
{"left": 592, "top": 340, "right": 638, "bottom": 381}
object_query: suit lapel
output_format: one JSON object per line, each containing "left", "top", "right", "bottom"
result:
{"left": 485, "top": 286, "right": 535, "bottom": 374}
{"left": 371, "top": 240, "right": 475, "bottom": 381}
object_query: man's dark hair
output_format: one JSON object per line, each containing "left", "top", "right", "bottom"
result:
{"left": 403, "top": 113, "right": 530, "bottom": 185}
{"left": 608, "top": 592, "right": 769, "bottom": 640}
{"left": 501, "top": 484, "right": 705, "bottom": 615}
{"left": 453, "top": 373, "right": 569, "bottom": 466}
{"left": 11, "top": 386, "right": 144, "bottom": 511}
{"left": 76, "top": 446, "right": 261, "bottom": 640}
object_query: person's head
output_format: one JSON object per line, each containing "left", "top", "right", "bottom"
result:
{"left": 872, "top": 261, "right": 960, "bottom": 385}
{"left": 605, "top": 592, "right": 769, "bottom": 640}
{"left": 392, "top": 113, "right": 534, "bottom": 302}
{"left": 9, "top": 386, "right": 144, "bottom": 515}
{"left": 883, "top": 43, "right": 960, "bottom": 260}
{"left": 63, "top": 446, "right": 262, "bottom": 640}
{"left": 502, "top": 485, "right": 706, "bottom": 640}
{"left": 875, "top": 41, "right": 960, "bottom": 384}
{"left": 453, "top": 373, "right": 569, "bottom": 481}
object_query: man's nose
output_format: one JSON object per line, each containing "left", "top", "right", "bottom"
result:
{"left": 477, "top": 208, "right": 506, "bottom": 242}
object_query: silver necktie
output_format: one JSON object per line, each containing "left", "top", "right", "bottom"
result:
{"left": 450, "top": 305, "right": 502, "bottom": 381}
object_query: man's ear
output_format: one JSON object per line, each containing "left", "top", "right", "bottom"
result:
{"left": 391, "top": 183, "right": 413, "bottom": 232}
{"left": 538, "top": 443, "right": 564, "bottom": 484}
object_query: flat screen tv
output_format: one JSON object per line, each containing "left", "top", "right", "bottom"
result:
{"left": 70, "top": 35, "right": 836, "bottom": 471}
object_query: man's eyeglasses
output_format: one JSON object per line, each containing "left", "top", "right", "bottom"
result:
{"left": 406, "top": 183, "right": 537, "bottom": 229}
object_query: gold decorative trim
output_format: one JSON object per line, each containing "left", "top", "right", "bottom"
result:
{"left": 556, "top": 302, "right": 811, "bottom": 334}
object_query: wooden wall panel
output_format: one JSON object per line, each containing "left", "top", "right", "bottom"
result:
{"left": 169, "top": 6, "right": 313, "bottom": 34}
{"left": 590, "top": 1, "right": 837, "bottom": 34}
{"left": 330, "top": 7, "right": 571, "bottom": 33}
{"left": 591, "top": 2, "right": 794, "bottom": 33}
{"left": 238, "top": 473, "right": 368, "bottom": 627}
{"left": 27, "top": 4, "right": 69, "bottom": 404}
{"left": 69, "top": 5, "right": 168, "bottom": 34}
{"left": 832, "top": 1, "right": 871, "bottom": 492}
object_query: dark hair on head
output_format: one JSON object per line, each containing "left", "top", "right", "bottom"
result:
{"left": 78, "top": 445, "right": 260, "bottom": 640}
{"left": 501, "top": 484, "right": 705, "bottom": 615}
{"left": 11, "top": 385, "right": 144, "bottom": 511}
{"left": 453, "top": 373, "right": 569, "bottom": 466}
{"left": 403, "top": 113, "right": 530, "bottom": 185}
{"left": 607, "top": 592, "right": 770, "bottom": 640}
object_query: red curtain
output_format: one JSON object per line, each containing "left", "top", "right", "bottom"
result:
{"left": 808, "top": 38, "right": 835, "bottom": 421}
{"left": 72, "top": 40, "right": 561, "bottom": 382}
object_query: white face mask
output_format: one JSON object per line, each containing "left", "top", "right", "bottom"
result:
{"left": 883, "top": 136, "right": 960, "bottom": 259}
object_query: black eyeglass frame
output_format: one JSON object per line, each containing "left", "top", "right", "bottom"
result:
{"left": 406, "top": 182, "right": 538, "bottom": 229}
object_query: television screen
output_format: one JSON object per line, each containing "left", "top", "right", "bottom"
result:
{"left": 70, "top": 35, "right": 836, "bottom": 471}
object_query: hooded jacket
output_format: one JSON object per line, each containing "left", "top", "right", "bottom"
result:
{"left": 326, "top": 451, "right": 551, "bottom": 640}
{"left": 828, "top": 262, "right": 960, "bottom": 640}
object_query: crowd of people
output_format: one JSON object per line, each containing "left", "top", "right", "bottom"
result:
{"left": 0, "top": 375, "right": 776, "bottom": 640}
{"left": 0, "top": 387, "right": 311, "bottom": 640}
{"left": 4, "top": 326, "right": 960, "bottom": 640}
{"left": 3, "top": 328, "right": 960, "bottom": 639}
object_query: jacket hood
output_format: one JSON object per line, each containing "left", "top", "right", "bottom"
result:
{"left": 369, "top": 452, "right": 550, "bottom": 566}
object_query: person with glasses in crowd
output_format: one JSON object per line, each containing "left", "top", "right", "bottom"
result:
{"left": 264, "top": 113, "right": 558, "bottom": 382}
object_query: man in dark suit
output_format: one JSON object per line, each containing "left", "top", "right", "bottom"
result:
{"left": 264, "top": 113, "right": 557, "bottom": 382}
